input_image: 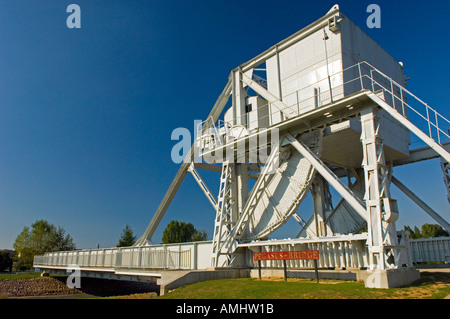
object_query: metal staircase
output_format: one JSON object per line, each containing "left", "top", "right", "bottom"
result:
{"left": 358, "top": 61, "right": 450, "bottom": 162}
{"left": 211, "top": 161, "right": 235, "bottom": 267}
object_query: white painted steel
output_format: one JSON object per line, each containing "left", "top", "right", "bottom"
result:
{"left": 134, "top": 79, "right": 232, "bottom": 245}
{"left": 34, "top": 241, "right": 213, "bottom": 271}
{"left": 243, "top": 234, "right": 370, "bottom": 269}
{"left": 34, "top": 236, "right": 450, "bottom": 273}
{"left": 441, "top": 159, "right": 450, "bottom": 205}
{"left": 286, "top": 133, "right": 368, "bottom": 221}
{"left": 35, "top": 6, "right": 450, "bottom": 286}
{"left": 367, "top": 93, "right": 450, "bottom": 163}
{"left": 360, "top": 107, "right": 398, "bottom": 270}
{"left": 409, "top": 237, "right": 450, "bottom": 263}
{"left": 211, "top": 161, "right": 235, "bottom": 267}
{"left": 299, "top": 171, "right": 366, "bottom": 237}
{"left": 240, "top": 131, "right": 322, "bottom": 241}
{"left": 188, "top": 163, "right": 217, "bottom": 210}
{"left": 391, "top": 176, "right": 450, "bottom": 233}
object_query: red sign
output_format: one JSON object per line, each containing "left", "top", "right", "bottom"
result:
{"left": 253, "top": 250, "right": 319, "bottom": 261}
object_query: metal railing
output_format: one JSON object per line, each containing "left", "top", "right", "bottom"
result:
{"left": 196, "top": 61, "right": 450, "bottom": 155}
{"left": 33, "top": 242, "right": 210, "bottom": 270}
{"left": 409, "top": 236, "right": 450, "bottom": 263}
{"left": 244, "top": 236, "right": 370, "bottom": 269}
{"left": 359, "top": 61, "right": 450, "bottom": 146}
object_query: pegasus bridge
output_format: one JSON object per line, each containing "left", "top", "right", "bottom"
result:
{"left": 34, "top": 5, "right": 450, "bottom": 293}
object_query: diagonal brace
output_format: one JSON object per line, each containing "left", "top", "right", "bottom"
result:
{"left": 134, "top": 78, "right": 232, "bottom": 246}
{"left": 188, "top": 163, "right": 217, "bottom": 210}
{"left": 286, "top": 133, "right": 368, "bottom": 221}
{"left": 241, "top": 72, "right": 296, "bottom": 119}
{"left": 391, "top": 175, "right": 450, "bottom": 233}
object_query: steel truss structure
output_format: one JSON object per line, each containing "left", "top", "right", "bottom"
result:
{"left": 134, "top": 5, "right": 450, "bottom": 285}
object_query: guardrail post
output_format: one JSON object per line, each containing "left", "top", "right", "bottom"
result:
{"left": 370, "top": 69, "right": 374, "bottom": 92}
{"left": 390, "top": 79, "right": 395, "bottom": 108}
{"left": 314, "top": 260, "right": 319, "bottom": 283}
{"left": 137, "top": 248, "right": 142, "bottom": 268}
{"left": 258, "top": 260, "right": 262, "bottom": 280}
{"left": 193, "top": 243, "right": 198, "bottom": 270}
{"left": 178, "top": 245, "right": 181, "bottom": 269}
{"left": 164, "top": 245, "right": 168, "bottom": 269}
{"left": 435, "top": 112, "right": 441, "bottom": 144}
{"left": 400, "top": 86, "right": 405, "bottom": 116}
{"left": 115, "top": 248, "right": 122, "bottom": 268}
{"left": 101, "top": 249, "right": 106, "bottom": 267}
{"left": 426, "top": 104, "right": 432, "bottom": 138}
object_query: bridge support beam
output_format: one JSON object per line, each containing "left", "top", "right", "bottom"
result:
{"left": 441, "top": 158, "right": 450, "bottom": 205}
{"left": 391, "top": 175, "right": 450, "bottom": 233}
{"left": 360, "top": 107, "right": 400, "bottom": 270}
{"left": 311, "top": 176, "right": 333, "bottom": 238}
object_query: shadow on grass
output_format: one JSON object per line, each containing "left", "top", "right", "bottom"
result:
{"left": 52, "top": 276, "right": 160, "bottom": 298}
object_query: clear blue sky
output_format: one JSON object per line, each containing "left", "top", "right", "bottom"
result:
{"left": 0, "top": 0, "right": 449, "bottom": 249}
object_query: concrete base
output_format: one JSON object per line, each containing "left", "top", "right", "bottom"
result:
{"left": 360, "top": 268, "right": 421, "bottom": 288}
{"left": 158, "top": 269, "right": 248, "bottom": 295}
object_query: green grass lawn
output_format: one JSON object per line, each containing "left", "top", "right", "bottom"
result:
{"left": 0, "top": 272, "right": 41, "bottom": 280}
{"left": 156, "top": 272, "right": 450, "bottom": 299}
{"left": 2, "top": 271, "right": 449, "bottom": 299}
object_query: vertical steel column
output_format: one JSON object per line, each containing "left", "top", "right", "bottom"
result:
{"left": 360, "top": 108, "right": 399, "bottom": 270}
{"left": 311, "top": 176, "right": 333, "bottom": 237}
{"left": 236, "top": 163, "right": 249, "bottom": 219}
{"left": 233, "top": 68, "right": 246, "bottom": 126}
{"left": 440, "top": 158, "right": 450, "bottom": 205}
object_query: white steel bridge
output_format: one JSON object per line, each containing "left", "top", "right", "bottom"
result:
{"left": 34, "top": 5, "right": 450, "bottom": 290}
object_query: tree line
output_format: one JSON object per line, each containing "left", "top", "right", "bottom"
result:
{"left": 403, "top": 224, "right": 449, "bottom": 239}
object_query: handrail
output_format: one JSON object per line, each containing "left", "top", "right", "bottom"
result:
{"left": 195, "top": 61, "right": 450, "bottom": 154}
{"left": 33, "top": 241, "right": 213, "bottom": 270}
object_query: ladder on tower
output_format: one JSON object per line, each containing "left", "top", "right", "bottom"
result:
{"left": 211, "top": 161, "right": 235, "bottom": 267}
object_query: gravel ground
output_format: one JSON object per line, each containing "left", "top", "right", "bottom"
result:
{"left": 0, "top": 276, "right": 159, "bottom": 298}
{"left": 0, "top": 277, "right": 82, "bottom": 297}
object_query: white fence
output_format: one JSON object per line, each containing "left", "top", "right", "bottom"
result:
{"left": 409, "top": 237, "right": 450, "bottom": 263}
{"left": 243, "top": 236, "right": 450, "bottom": 268}
{"left": 34, "top": 241, "right": 212, "bottom": 271}
{"left": 243, "top": 236, "right": 371, "bottom": 269}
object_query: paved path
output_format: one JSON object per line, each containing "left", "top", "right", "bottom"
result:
{"left": 418, "top": 268, "right": 450, "bottom": 273}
